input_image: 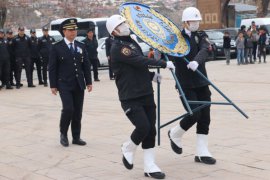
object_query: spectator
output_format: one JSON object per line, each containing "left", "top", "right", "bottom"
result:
{"left": 223, "top": 31, "right": 231, "bottom": 65}
{"left": 244, "top": 30, "right": 254, "bottom": 64}
{"left": 257, "top": 26, "right": 268, "bottom": 63}
{"left": 148, "top": 48, "right": 154, "bottom": 59}
{"left": 236, "top": 32, "right": 245, "bottom": 65}
{"left": 250, "top": 21, "right": 259, "bottom": 62}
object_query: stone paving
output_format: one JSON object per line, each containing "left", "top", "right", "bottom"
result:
{"left": 0, "top": 58, "right": 270, "bottom": 180}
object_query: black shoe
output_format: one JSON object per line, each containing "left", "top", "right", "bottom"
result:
{"left": 60, "top": 134, "right": 69, "bottom": 147}
{"left": 168, "top": 130, "right": 182, "bottom": 154}
{"left": 144, "top": 172, "right": 166, "bottom": 179}
{"left": 28, "top": 84, "right": 36, "bottom": 88}
{"left": 11, "top": 82, "right": 16, "bottom": 86}
{"left": 94, "top": 79, "right": 100, "bottom": 82}
{"left": 39, "top": 82, "right": 44, "bottom": 85}
{"left": 195, "top": 156, "right": 216, "bottom": 165}
{"left": 20, "top": 83, "right": 23, "bottom": 87}
{"left": 6, "top": 86, "right": 13, "bottom": 90}
{"left": 122, "top": 155, "right": 133, "bottom": 170}
{"left": 16, "top": 85, "right": 20, "bottom": 89}
{"left": 72, "top": 139, "right": 86, "bottom": 146}
{"left": 44, "top": 83, "right": 48, "bottom": 87}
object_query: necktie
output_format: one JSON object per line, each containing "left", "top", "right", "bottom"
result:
{"left": 69, "top": 43, "right": 75, "bottom": 54}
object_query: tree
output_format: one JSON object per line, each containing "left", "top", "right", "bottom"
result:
{"left": 256, "top": 0, "right": 270, "bottom": 17}
{"left": 0, "top": 0, "right": 7, "bottom": 28}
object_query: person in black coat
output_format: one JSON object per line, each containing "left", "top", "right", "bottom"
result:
{"left": 105, "top": 35, "right": 114, "bottom": 80}
{"left": 6, "top": 29, "right": 16, "bottom": 86}
{"left": 82, "top": 29, "right": 100, "bottom": 81}
{"left": 257, "top": 26, "right": 267, "bottom": 63}
{"left": 12, "top": 26, "right": 35, "bottom": 88}
{"left": 223, "top": 31, "right": 231, "bottom": 65}
{"left": 38, "top": 27, "right": 55, "bottom": 86}
{"left": 0, "top": 29, "right": 13, "bottom": 90}
{"left": 106, "top": 15, "right": 175, "bottom": 179}
{"left": 168, "top": 7, "right": 216, "bottom": 165}
{"left": 49, "top": 18, "right": 92, "bottom": 147}
{"left": 29, "top": 29, "right": 43, "bottom": 85}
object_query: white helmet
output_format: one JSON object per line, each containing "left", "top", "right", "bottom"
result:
{"left": 182, "top": 7, "right": 202, "bottom": 22}
{"left": 106, "top": 15, "right": 127, "bottom": 35}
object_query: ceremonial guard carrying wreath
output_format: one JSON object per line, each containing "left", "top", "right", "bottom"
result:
{"left": 49, "top": 18, "right": 92, "bottom": 147}
{"left": 106, "top": 14, "right": 175, "bottom": 179}
{"left": 168, "top": 7, "right": 217, "bottom": 165}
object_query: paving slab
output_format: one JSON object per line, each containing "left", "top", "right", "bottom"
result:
{"left": 0, "top": 58, "right": 270, "bottom": 180}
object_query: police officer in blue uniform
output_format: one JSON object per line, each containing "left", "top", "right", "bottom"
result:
{"left": 49, "top": 18, "right": 92, "bottom": 147}
{"left": 106, "top": 15, "right": 175, "bottom": 179}
{"left": 82, "top": 28, "right": 100, "bottom": 81}
{"left": 6, "top": 29, "right": 16, "bottom": 86}
{"left": 0, "top": 29, "right": 13, "bottom": 90}
{"left": 168, "top": 7, "right": 216, "bottom": 165}
{"left": 12, "top": 26, "right": 35, "bottom": 89}
{"left": 30, "top": 29, "right": 43, "bottom": 85}
{"left": 38, "top": 27, "right": 55, "bottom": 86}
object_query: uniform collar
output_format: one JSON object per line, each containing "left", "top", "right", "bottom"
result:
{"left": 64, "top": 37, "right": 75, "bottom": 46}
{"left": 184, "top": 28, "right": 192, "bottom": 37}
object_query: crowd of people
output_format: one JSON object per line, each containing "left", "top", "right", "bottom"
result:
{"left": 223, "top": 21, "right": 268, "bottom": 65}
{"left": 0, "top": 26, "right": 55, "bottom": 90}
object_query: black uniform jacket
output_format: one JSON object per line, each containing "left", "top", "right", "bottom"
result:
{"left": 12, "top": 34, "right": 31, "bottom": 58}
{"left": 172, "top": 30, "right": 210, "bottom": 88}
{"left": 30, "top": 36, "right": 40, "bottom": 58}
{"left": 38, "top": 35, "right": 55, "bottom": 58}
{"left": 111, "top": 36, "right": 167, "bottom": 101}
{"left": 0, "top": 38, "right": 10, "bottom": 60}
{"left": 49, "top": 39, "right": 92, "bottom": 91}
{"left": 82, "top": 36, "right": 98, "bottom": 59}
{"left": 105, "top": 36, "right": 113, "bottom": 57}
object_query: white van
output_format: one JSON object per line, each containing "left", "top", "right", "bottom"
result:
{"left": 77, "top": 18, "right": 108, "bottom": 39}
{"left": 241, "top": 18, "right": 270, "bottom": 32}
{"left": 50, "top": 17, "right": 108, "bottom": 39}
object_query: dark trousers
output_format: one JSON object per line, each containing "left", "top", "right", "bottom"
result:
{"left": 258, "top": 45, "right": 266, "bottom": 62}
{"left": 180, "top": 86, "right": 211, "bottom": 135}
{"left": 41, "top": 56, "right": 49, "bottom": 84}
{"left": 15, "top": 57, "right": 33, "bottom": 85}
{"left": 0, "top": 58, "right": 11, "bottom": 86}
{"left": 59, "top": 86, "right": 85, "bottom": 139}
{"left": 121, "top": 95, "right": 156, "bottom": 149}
{"left": 31, "top": 57, "right": 42, "bottom": 83}
{"left": 108, "top": 59, "right": 114, "bottom": 79}
{"left": 90, "top": 58, "right": 99, "bottom": 80}
{"left": 252, "top": 42, "right": 257, "bottom": 60}
{"left": 9, "top": 58, "right": 16, "bottom": 84}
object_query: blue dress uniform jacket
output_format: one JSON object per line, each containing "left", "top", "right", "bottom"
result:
{"left": 49, "top": 40, "right": 92, "bottom": 91}
{"left": 111, "top": 36, "right": 167, "bottom": 101}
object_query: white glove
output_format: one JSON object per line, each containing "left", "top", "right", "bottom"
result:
{"left": 187, "top": 61, "right": 199, "bottom": 71}
{"left": 153, "top": 72, "right": 162, "bottom": 83}
{"left": 166, "top": 61, "right": 175, "bottom": 71}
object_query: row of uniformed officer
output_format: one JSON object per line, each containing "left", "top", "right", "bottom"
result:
{"left": 49, "top": 18, "right": 92, "bottom": 147}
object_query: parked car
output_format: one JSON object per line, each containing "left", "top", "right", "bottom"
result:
{"left": 205, "top": 30, "right": 236, "bottom": 60}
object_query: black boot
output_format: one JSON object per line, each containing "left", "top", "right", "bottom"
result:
{"left": 60, "top": 134, "right": 69, "bottom": 147}
{"left": 195, "top": 156, "right": 216, "bottom": 165}
{"left": 144, "top": 172, "right": 165, "bottom": 179}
